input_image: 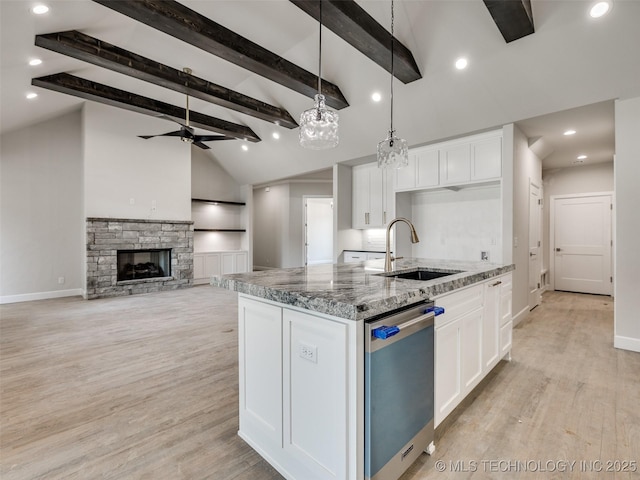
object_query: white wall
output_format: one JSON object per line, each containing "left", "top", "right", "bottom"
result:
{"left": 83, "top": 103, "right": 191, "bottom": 220}
{"left": 511, "top": 123, "right": 542, "bottom": 325}
{"left": 0, "top": 110, "right": 84, "bottom": 301}
{"left": 614, "top": 96, "right": 640, "bottom": 353}
{"left": 542, "top": 162, "right": 614, "bottom": 280}
{"left": 192, "top": 148, "right": 242, "bottom": 202}
{"left": 410, "top": 185, "right": 502, "bottom": 262}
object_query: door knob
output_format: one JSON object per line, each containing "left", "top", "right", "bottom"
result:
{"left": 555, "top": 247, "right": 561, "bottom": 252}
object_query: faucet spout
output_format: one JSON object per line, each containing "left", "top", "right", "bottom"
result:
{"left": 385, "top": 217, "right": 420, "bottom": 272}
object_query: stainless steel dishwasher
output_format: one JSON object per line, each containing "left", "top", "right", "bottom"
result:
{"left": 365, "top": 300, "right": 437, "bottom": 480}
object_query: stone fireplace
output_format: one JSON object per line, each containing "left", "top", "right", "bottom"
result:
{"left": 86, "top": 218, "right": 193, "bottom": 299}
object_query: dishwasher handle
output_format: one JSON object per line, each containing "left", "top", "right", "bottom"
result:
{"left": 371, "top": 306, "right": 444, "bottom": 340}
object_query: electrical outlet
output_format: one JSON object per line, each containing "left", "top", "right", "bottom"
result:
{"left": 58, "top": 276, "right": 65, "bottom": 284}
{"left": 298, "top": 342, "right": 317, "bottom": 363}
{"left": 481, "top": 251, "right": 489, "bottom": 261}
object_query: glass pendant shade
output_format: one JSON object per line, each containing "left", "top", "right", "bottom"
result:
{"left": 377, "top": 130, "right": 408, "bottom": 169}
{"left": 299, "top": 94, "right": 339, "bottom": 150}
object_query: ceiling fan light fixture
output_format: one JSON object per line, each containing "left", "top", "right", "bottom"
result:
{"left": 299, "top": 0, "right": 339, "bottom": 150}
{"left": 377, "top": 0, "right": 409, "bottom": 169}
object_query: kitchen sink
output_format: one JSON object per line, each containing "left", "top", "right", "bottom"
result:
{"left": 384, "top": 269, "right": 461, "bottom": 281}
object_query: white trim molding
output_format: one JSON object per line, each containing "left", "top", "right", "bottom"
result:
{"left": 512, "top": 305, "right": 530, "bottom": 327}
{"left": 614, "top": 335, "right": 640, "bottom": 353}
{"left": 0, "top": 288, "right": 83, "bottom": 304}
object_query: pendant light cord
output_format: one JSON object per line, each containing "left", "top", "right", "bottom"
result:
{"left": 390, "top": 0, "right": 395, "bottom": 134}
{"left": 318, "top": 0, "right": 322, "bottom": 95}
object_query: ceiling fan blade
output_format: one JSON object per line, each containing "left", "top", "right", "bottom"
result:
{"left": 138, "top": 130, "right": 183, "bottom": 139}
{"left": 192, "top": 141, "right": 211, "bottom": 150}
{"left": 193, "top": 135, "right": 234, "bottom": 142}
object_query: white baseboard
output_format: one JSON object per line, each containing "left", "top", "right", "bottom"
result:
{"left": 512, "top": 305, "right": 530, "bottom": 327}
{"left": 614, "top": 335, "right": 640, "bottom": 353}
{"left": 0, "top": 288, "right": 83, "bottom": 305}
{"left": 253, "top": 265, "right": 277, "bottom": 271}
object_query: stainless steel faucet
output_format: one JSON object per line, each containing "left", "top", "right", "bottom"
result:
{"left": 385, "top": 217, "right": 420, "bottom": 272}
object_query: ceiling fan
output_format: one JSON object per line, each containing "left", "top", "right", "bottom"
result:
{"left": 138, "top": 68, "right": 234, "bottom": 150}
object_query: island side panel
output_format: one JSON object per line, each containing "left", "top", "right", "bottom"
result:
{"left": 237, "top": 293, "right": 364, "bottom": 480}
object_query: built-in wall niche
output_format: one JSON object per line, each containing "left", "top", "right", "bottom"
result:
{"left": 191, "top": 198, "right": 246, "bottom": 252}
{"left": 408, "top": 183, "right": 502, "bottom": 263}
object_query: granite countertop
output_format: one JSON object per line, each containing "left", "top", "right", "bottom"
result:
{"left": 211, "top": 258, "right": 514, "bottom": 321}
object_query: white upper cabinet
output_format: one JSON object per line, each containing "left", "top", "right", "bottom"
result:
{"left": 395, "top": 130, "right": 502, "bottom": 193}
{"left": 471, "top": 136, "right": 502, "bottom": 181}
{"left": 352, "top": 163, "right": 391, "bottom": 229}
{"left": 440, "top": 143, "right": 471, "bottom": 185}
{"left": 395, "top": 147, "right": 439, "bottom": 191}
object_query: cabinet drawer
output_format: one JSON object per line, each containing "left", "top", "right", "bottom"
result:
{"left": 435, "top": 283, "right": 483, "bottom": 327}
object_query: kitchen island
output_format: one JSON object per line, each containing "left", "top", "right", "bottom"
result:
{"left": 213, "top": 258, "right": 514, "bottom": 480}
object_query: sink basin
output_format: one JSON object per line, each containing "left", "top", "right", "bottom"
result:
{"left": 384, "top": 269, "right": 461, "bottom": 281}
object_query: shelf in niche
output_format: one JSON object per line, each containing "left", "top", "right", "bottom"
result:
{"left": 194, "top": 228, "right": 246, "bottom": 232}
{"left": 191, "top": 198, "right": 245, "bottom": 206}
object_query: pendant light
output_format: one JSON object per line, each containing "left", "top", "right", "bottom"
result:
{"left": 299, "top": 0, "right": 339, "bottom": 150}
{"left": 377, "top": 0, "right": 408, "bottom": 169}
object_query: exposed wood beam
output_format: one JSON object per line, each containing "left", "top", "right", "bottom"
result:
{"left": 31, "top": 73, "right": 261, "bottom": 142}
{"left": 483, "top": 0, "right": 535, "bottom": 43}
{"left": 289, "top": 0, "right": 421, "bottom": 84}
{"left": 35, "top": 30, "right": 298, "bottom": 129}
{"left": 91, "top": 0, "right": 349, "bottom": 110}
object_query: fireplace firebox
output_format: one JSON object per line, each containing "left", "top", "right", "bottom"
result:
{"left": 117, "top": 249, "right": 171, "bottom": 282}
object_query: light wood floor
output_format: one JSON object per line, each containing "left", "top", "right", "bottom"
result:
{"left": 1, "top": 288, "right": 638, "bottom": 479}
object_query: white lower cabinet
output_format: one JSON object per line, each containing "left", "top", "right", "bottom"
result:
{"left": 238, "top": 295, "right": 356, "bottom": 480}
{"left": 434, "top": 273, "right": 512, "bottom": 427}
{"left": 194, "top": 251, "right": 247, "bottom": 284}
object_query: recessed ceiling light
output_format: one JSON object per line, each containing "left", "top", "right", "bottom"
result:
{"left": 272, "top": 132, "right": 280, "bottom": 140}
{"left": 26, "top": 92, "right": 38, "bottom": 99}
{"left": 455, "top": 57, "right": 468, "bottom": 70}
{"left": 371, "top": 92, "right": 382, "bottom": 102}
{"left": 29, "top": 58, "right": 42, "bottom": 66}
{"left": 590, "top": 1, "right": 611, "bottom": 18}
{"left": 31, "top": 4, "right": 49, "bottom": 14}
{"left": 577, "top": 154, "right": 587, "bottom": 160}
{"left": 241, "top": 144, "right": 249, "bottom": 151}
{"left": 563, "top": 129, "right": 577, "bottom": 136}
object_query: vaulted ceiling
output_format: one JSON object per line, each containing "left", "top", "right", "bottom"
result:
{"left": 2, "top": 0, "right": 638, "bottom": 185}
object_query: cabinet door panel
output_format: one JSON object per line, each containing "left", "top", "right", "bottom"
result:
{"left": 395, "top": 154, "right": 417, "bottom": 191}
{"left": 352, "top": 164, "right": 370, "bottom": 228}
{"left": 235, "top": 252, "right": 248, "bottom": 273}
{"left": 416, "top": 148, "right": 440, "bottom": 188}
{"left": 284, "top": 309, "right": 348, "bottom": 479}
{"left": 440, "top": 144, "right": 471, "bottom": 185}
{"left": 460, "top": 308, "right": 483, "bottom": 393}
{"left": 193, "top": 254, "right": 205, "bottom": 280}
{"left": 221, "top": 252, "right": 235, "bottom": 274}
{"left": 368, "top": 165, "right": 384, "bottom": 227}
{"left": 238, "top": 297, "right": 283, "bottom": 446}
{"left": 483, "top": 283, "right": 500, "bottom": 371}
{"left": 205, "top": 253, "right": 221, "bottom": 277}
{"left": 500, "top": 321, "right": 513, "bottom": 357}
{"left": 472, "top": 136, "right": 502, "bottom": 180}
{"left": 435, "top": 319, "right": 461, "bottom": 426}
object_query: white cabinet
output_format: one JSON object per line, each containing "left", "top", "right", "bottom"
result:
{"left": 440, "top": 143, "right": 471, "bottom": 185}
{"left": 238, "top": 295, "right": 354, "bottom": 480}
{"left": 352, "top": 163, "right": 393, "bottom": 228}
{"left": 395, "top": 131, "right": 503, "bottom": 193}
{"left": 434, "top": 273, "right": 512, "bottom": 426}
{"left": 343, "top": 251, "right": 386, "bottom": 263}
{"left": 395, "top": 147, "right": 439, "bottom": 191}
{"left": 472, "top": 136, "right": 502, "bottom": 181}
{"left": 194, "top": 251, "right": 247, "bottom": 284}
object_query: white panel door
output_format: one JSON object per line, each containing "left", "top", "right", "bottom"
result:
{"left": 460, "top": 308, "right": 483, "bottom": 393}
{"left": 435, "top": 318, "right": 461, "bottom": 426}
{"left": 471, "top": 136, "right": 502, "bottom": 181}
{"left": 529, "top": 182, "right": 542, "bottom": 308}
{"left": 305, "top": 197, "right": 333, "bottom": 265}
{"left": 193, "top": 254, "right": 205, "bottom": 280}
{"left": 221, "top": 252, "right": 235, "bottom": 275}
{"left": 205, "top": 253, "right": 221, "bottom": 277}
{"left": 416, "top": 147, "right": 440, "bottom": 188}
{"left": 440, "top": 144, "right": 471, "bottom": 185}
{"left": 553, "top": 194, "right": 612, "bottom": 295}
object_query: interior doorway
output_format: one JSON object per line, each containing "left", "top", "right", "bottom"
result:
{"left": 304, "top": 196, "right": 333, "bottom": 266}
{"left": 550, "top": 192, "right": 613, "bottom": 295}
{"left": 529, "top": 181, "right": 542, "bottom": 309}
